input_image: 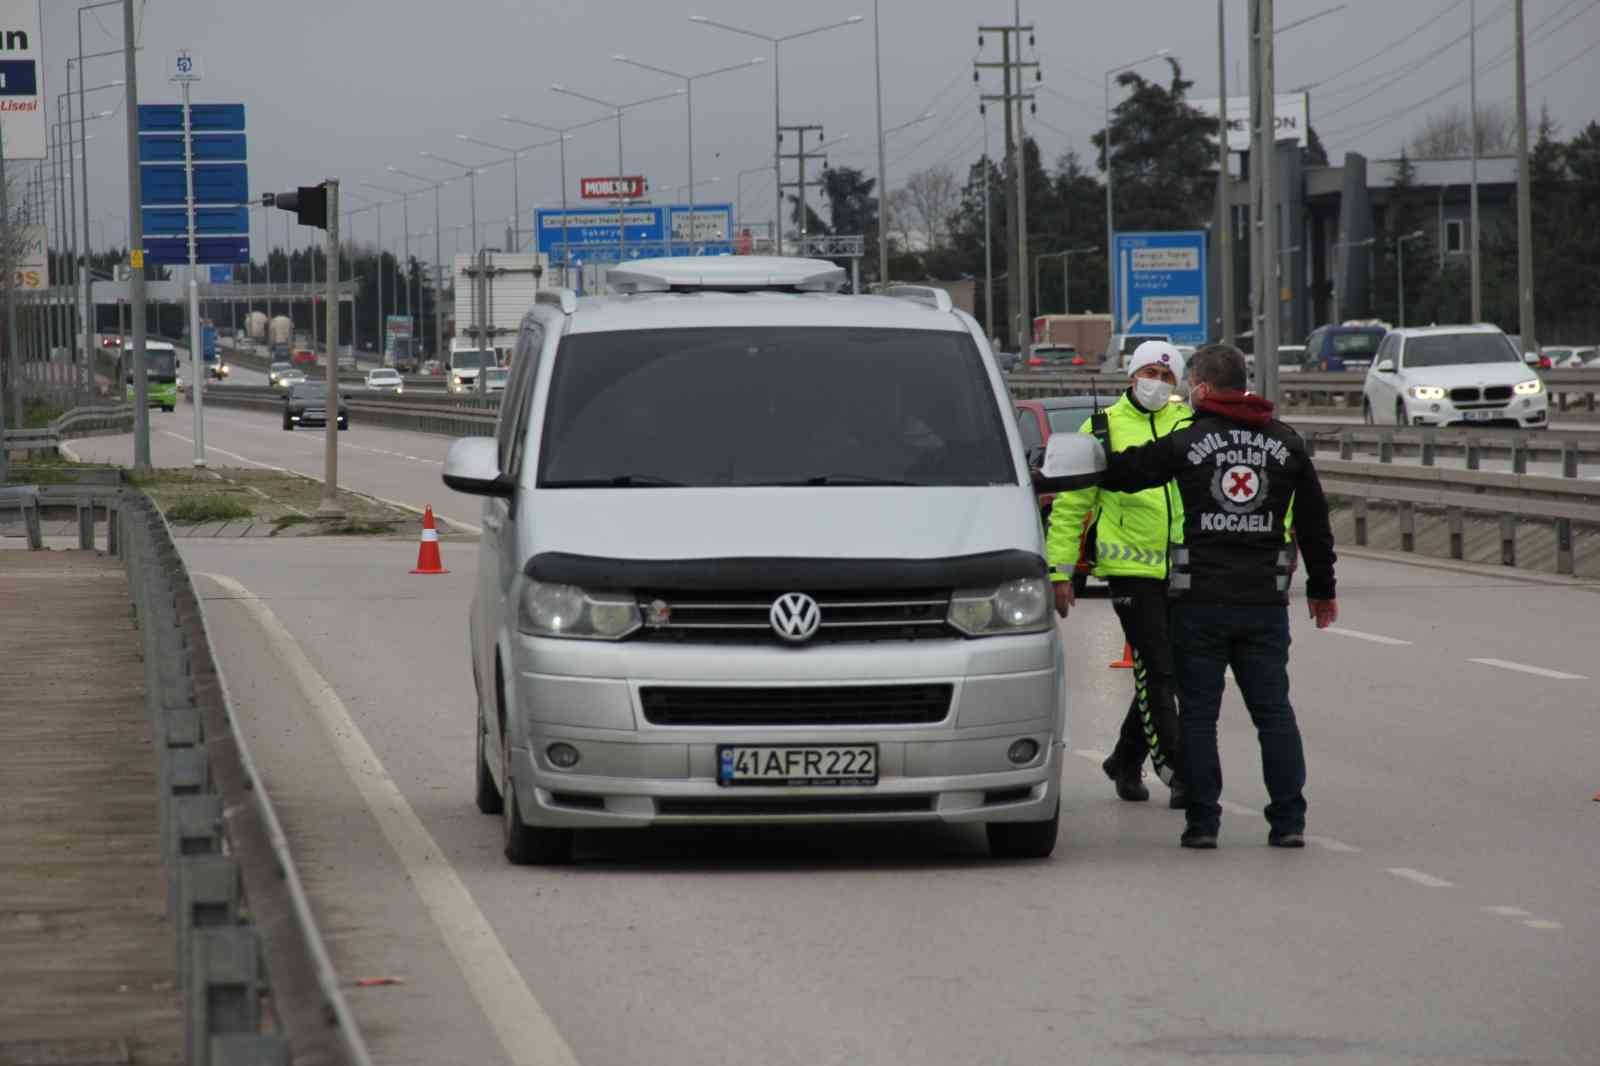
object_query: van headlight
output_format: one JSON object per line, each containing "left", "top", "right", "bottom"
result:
{"left": 1513, "top": 379, "right": 1543, "bottom": 395}
{"left": 948, "top": 578, "right": 1052, "bottom": 636}
{"left": 1407, "top": 385, "right": 1446, "bottom": 400}
{"left": 518, "top": 581, "right": 640, "bottom": 640}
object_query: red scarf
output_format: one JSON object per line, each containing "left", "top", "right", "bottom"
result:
{"left": 1195, "top": 389, "right": 1276, "bottom": 427}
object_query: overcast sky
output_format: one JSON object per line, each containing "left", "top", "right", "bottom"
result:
{"left": 33, "top": 0, "right": 1600, "bottom": 259}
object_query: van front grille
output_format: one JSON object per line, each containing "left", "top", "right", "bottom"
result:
{"left": 633, "top": 589, "right": 954, "bottom": 645}
{"left": 640, "top": 684, "right": 953, "bottom": 727}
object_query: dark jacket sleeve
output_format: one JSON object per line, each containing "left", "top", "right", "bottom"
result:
{"left": 1292, "top": 454, "right": 1338, "bottom": 600}
{"left": 1101, "top": 433, "right": 1184, "bottom": 494}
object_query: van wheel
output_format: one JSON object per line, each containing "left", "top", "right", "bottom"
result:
{"left": 503, "top": 768, "right": 574, "bottom": 865}
{"left": 1362, "top": 399, "right": 1374, "bottom": 425}
{"left": 475, "top": 715, "right": 503, "bottom": 815}
{"left": 986, "top": 799, "right": 1060, "bottom": 860}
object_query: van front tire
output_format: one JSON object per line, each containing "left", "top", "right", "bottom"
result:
{"left": 503, "top": 774, "right": 574, "bottom": 866}
{"left": 986, "top": 799, "right": 1060, "bottom": 860}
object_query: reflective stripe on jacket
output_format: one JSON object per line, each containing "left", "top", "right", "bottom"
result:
{"left": 1044, "top": 393, "right": 1191, "bottom": 581}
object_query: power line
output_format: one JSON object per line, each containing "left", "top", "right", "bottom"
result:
{"left": 1318, "top": 1, "right": 1511, "bottom": 121}
{"left": 1309, "top": 0, "right": 1471, "bottom": 96}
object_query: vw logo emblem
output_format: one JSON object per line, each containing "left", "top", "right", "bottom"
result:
{"left": 769, "top": 592, "right": 821, "bottom": 644}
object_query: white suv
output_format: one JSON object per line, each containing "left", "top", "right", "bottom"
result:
{"left": 1362, "top": 324, "right": 1548, "bottom": 429}
{"left": 443, "top": 258, "right": 1065, "bottom": 864}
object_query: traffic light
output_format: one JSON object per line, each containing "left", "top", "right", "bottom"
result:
{"left": 264, "top": 184, "right": 329, "bottom": 230}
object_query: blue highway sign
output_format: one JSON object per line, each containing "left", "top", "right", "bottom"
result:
{"left": 137, "top": 103, "right": 245, "bottom": 133}
{"left": 535, "top": 203, "right": 734, "bottom": 265}
{"left": 137, "top": 102, "right": 249, "bottom": 266}
{"left": 1113, "top": 230, "right": 1209, "bottom": 346}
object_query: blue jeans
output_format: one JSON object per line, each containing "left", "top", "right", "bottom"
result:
{"left": 1169, "top": 603, "right": 1306, "bottom": 836}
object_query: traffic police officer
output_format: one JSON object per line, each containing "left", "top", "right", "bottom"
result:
{"left": 1093, "top": 344, "right": 1338, "bottom": 849}
{"left": 1047, "top": 340, "right": 1189, "bottom": 807}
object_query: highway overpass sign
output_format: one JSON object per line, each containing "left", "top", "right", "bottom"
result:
{"left": 1113, "top": 230, "right": 1209, "bottom": 346}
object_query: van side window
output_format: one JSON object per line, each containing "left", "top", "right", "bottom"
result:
{"left": 504, "top": 323, "right": 546, "bottom": 479}
{"left": 497, "top": 323, "right": 543, "bottom": 472}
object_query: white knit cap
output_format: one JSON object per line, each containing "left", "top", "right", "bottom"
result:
{"left": 1127, "top": 340, "right": 1184, "bottom": 379}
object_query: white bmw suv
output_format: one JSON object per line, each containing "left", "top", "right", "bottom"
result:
{"left": 1362, "top": 324, "right": 1548, "bottom": 429}
{"left": 443, "top": 257, "right": 1066, "bottom": 865}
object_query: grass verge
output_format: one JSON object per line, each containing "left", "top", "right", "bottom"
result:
{"left": 165, "top": 494, "right": 253, "bottom": 523}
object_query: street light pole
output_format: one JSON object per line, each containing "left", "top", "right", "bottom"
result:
{"left": 1468, "top": 0, "right": 1482, "bottom": 322}
{"left": 1104, "top": 48, "right": 1171, "bottom": 332}
{"left": 1512, "top": 0, "right": 1535, "bottom": 352}
{"left": 502, "top": 113, "right": 613, "bottom": 288}
{"left": 690, "top": 13, "right": 865, "bottom": 257}
{"left": 612, "top": 55, "right": 764, "bottom": 251}
{"left": 419, "top": 152, "right": 481, "bottom": 378}
{"left": 1217, "top": 0, "right": 1234, "bottom": 344}
{"left": 388, "top": 166, "right": 451, "bottom": 360}
{"left": 873, "top": 0, "right": 887, "bottom": 283}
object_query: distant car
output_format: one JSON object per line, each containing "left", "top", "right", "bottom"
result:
{"left": 365, "top": 368, "right": 404, "bottom": 394}
{"left": 268, "top": 360, "right": 294, "bottom": 386}
{"left": 1362, "top": 323, "right": 1548, "bottom": 429}
{"left": 419, "top": 359, "right": 443, "bottom": 376}
{"left": 1014, "top": 393, "right": 1126, "bottom": 596}
{"left": 1026, "top": 343, "right": 1089, "bottom": 369}
{"left": 100, "top": 335, "right": 123, "bottom": 350}
{"left": 1579, "top": 347, "right": 1600, "bottom": 368}
{"left": 1306, "top": 323, "right": 1388, "bottom": 372}
{"left": 275, "top": 369, "right": 306, "bottom": 390}
{"left": 283, "top": 381, "right": 349, "bottom": 431}
{"left": 205, "top": 360, "right": 231, "bottom": 381}
{"left": 482, "top": 366, "right": 509, "bottom": 394}
{"left": 1277, "top": 345, "right": 1308, "bottom": 373}
{"left": 1101, "top": 332, "right": 1170, "bottom": 372}
{"left": 290, "top": 348, "right": 318, "bottom": 370}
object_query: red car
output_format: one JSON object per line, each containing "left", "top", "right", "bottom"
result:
{"left": 1026, "top": 343, "right": 1089, "bottom": 369}
{"left": 1016, "top": 393, "right": 1122, "bottom": 594}
{"left": 290, "top": 348, "right": 318, "bottom": 369}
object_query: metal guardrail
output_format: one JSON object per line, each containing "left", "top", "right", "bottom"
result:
{"left": 8, "top": 483, "right": 375, "bottom": 1064}
{"left": 1295, "top": 422, "right": 1600, "bottom": 474}
{"left": 0, "top": 403, "right": 135, "bottom": 456}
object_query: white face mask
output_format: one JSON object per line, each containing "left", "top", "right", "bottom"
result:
{"left": 1132, "top": 377, "right": 1174, "bottom": 411}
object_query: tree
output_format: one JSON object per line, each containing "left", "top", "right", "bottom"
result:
{"left": 819, "top": 166, "right": 876, "bottom": 238}
{"left": 1409, "top": 104, "right": 1516, "bottom": 158}
{"left": 1305, "top": 125, "right": 1330, "bottom": 167}
{"left": 899, "top": 165, "right": 960, "bottom": 251}
{"left": 1371, "top": 152, "right": 1434, "bottom": 326}
{"left": 885, "top": 187, "right": 918, "bottom": 251}
{"left": 1090, "top": 58, "right": 1217, "bottom": 233}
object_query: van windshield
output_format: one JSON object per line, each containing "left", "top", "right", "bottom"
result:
{"left": 538, "top": 327, "right": 1015, "bottom": 488}
{"left": 451, "top": 349, "right": 492, "bottom": 369}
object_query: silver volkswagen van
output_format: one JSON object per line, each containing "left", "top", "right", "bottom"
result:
{"left": 444, "top": 257, "right": 1066, "bottom": 863}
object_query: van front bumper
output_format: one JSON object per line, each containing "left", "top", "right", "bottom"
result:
{"left": 504, "top": 632, "right": 1064, "bottom": 828}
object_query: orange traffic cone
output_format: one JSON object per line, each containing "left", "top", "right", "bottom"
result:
{"left": 410, "top": 506, "right": 450, "bottom": 574}
{"left": 1109, "top": 642, "right": 1135, "bottom": 669}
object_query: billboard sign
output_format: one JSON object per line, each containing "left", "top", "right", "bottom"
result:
{"left": 136, "top": 102, "right": 249, "bottom": 264}
{"left": 12, "top": 221, "right": 44, "bottom": 289}
{"left": 0, "top": 1, "right": 46, "bottom": 159}
{"left": 1194, "top": 93, "right": 1310, "bottom": 154}
{"left": 534, "top": 203, "right": 735, "bottom": 265}
{"left": 581, "top": 176, "right": 648, "bottom": 200}
{"left": 1113, "top": 230, "right": 1208, "bottom": 345}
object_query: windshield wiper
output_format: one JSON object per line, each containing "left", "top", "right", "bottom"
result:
{"left": 543, "top": 474, "right": 688, "bottom": 488}
{"left": 769, "top": 474, "right": 922, "bottom": 486}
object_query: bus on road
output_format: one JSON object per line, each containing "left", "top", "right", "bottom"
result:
{"left": 126, "top": 341, "right": 179, "bottom": 412}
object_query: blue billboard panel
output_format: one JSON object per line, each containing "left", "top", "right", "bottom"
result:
{"left": 139, "top": 133, "right": 248, "bottom": 163}
{"left": 0, "top": 60, "right": 38, "bottom": 96}
{"left": 143, "top": 236, "right": 251, "bottom": 266}
{"left": 1113, "top": 230, "right": 1209, "bottom": 345}
{"left": 535, "top": 203, "right": 734, "bottom": 265}
{"left": 137, "top": 103, "right": 246, "bottom": 132}
{"left": 140, "top": 162, "right": 249, "bottom": 206}
{"left": 142, "top": 206, "right": 249, "bottom": 236}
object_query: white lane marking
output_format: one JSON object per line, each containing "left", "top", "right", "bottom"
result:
{"left": 1523, "top": 919, "right": 1563, "bottom": 930}
{"left": 1467, "top": 658, "right": 1587, "bottom": 681}
{"left": 1484, "top": 906, "right": 1532, "bottom": 918}
{"left": 199, "top": 572, "right": 578, "bottom": 1066}
{"left": 1325, "top": 627, "right": 1413, "bottom": 646}
{"left": 1072, "top": 748, "right": 1108, "bottom": 761}
{"left": 1386, "top": 867, "right": 1455, "bottom": 888}
{"left": 1305, "top": 835, "right": 1361, "bottom": 854}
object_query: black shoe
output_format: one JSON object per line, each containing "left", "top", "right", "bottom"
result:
{"left": 1167, "top": 782, "right": 1188, "bottom": 810}
{"left": 1102, "top": 756, "right": 1149, "bottom": 802}
{"left": 1181, "top": 827, "right": 1218, "bottom": 849}
{"left": 1269, "top": 830, "right": 1306, "bottom": 848}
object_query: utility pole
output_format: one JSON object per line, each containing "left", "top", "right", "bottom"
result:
{"left": 778, "top": 124, "right": 826, "bottom": 242}
{"left": 982, "top": 115, "right": 994, "bottom": 341}
{"left": 1250, "top": 0, "right": 1280, "bottom": 405}
{"left": 1513, "top": 0, "right": 1535, "bottom": 353}
{"left": 175, "top": 51, "right": 205, "bottom": 467}
{"left": 1217, "top": 0, "right": 1235, "bottom": 345}
{"left": 0, "top": 123, "right": 13, "bottom": 484}
{"left": 122, "top": 0, "right": 149, "bottom": 474}
{"left": 975, "top": 19, "right": 1037, "bottom": 350}
{"left": 1468, "top": 0, "right": 1482, "bottom": 322}
{"left": 320, "top": 180, "right": 342, "bottom": 517}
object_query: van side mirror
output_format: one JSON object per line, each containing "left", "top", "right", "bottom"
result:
{"left": 1034, "top": 433, "right": 1106, "bottom": 494}
{"left": 443, "top": 437, "right": 513, "bottom": 498}
{"left": 1376, "top": 359, "right": 1395, "bottom": 373}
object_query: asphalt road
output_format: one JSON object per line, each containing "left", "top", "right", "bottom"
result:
{"left": 183, "top": 539, "right": 1599, "bottom": 1066}
{"left": 73, "top": 402, "right": 1600, "bottom": 1064}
